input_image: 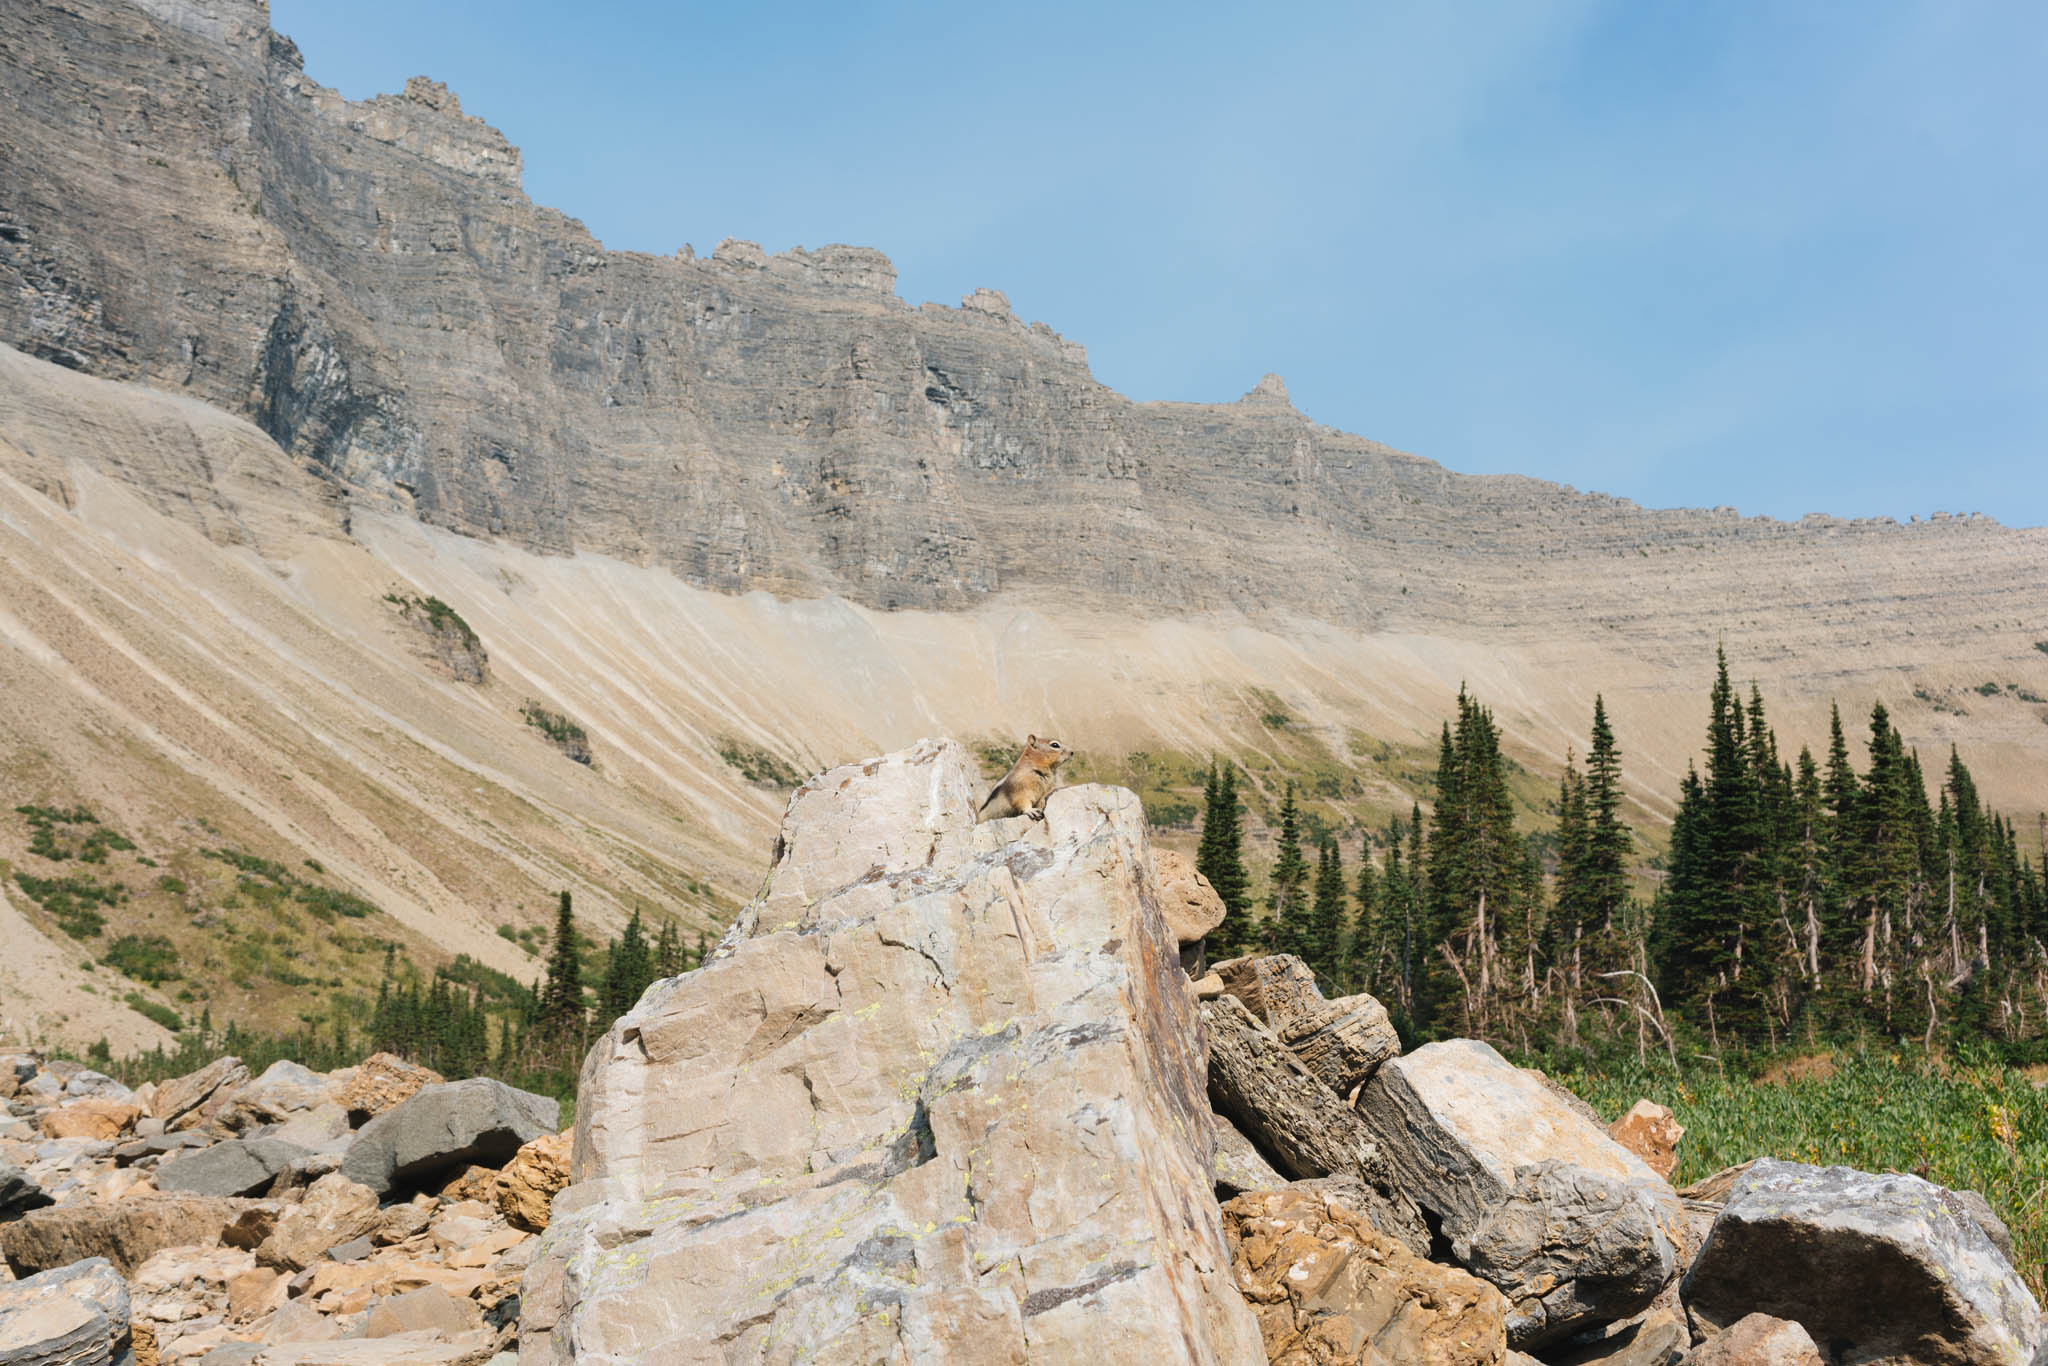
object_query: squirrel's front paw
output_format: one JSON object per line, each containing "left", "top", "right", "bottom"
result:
{"left": 1028, "top": 809, "right": 1046, "bottom": 821}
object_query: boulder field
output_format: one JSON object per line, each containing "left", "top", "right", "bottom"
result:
{"left": 3, "top": 740, "right": 2041, "bottom": 1364}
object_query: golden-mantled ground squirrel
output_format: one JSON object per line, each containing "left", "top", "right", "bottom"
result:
{"left": 977, "top": 735, "right": 1071, "bottom": 821}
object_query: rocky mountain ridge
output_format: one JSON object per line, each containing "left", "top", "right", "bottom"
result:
{"left": 5, "top": 0, "right": 2043, "bottom": 643}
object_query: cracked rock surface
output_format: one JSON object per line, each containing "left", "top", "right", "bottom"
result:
{"left": 522, "top": 738, "right": 1261, "bottom": 1364}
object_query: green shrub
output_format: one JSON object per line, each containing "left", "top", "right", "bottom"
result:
{"left": 125, "top": 993, "right": 183, "bottom": 1033}
{"left": 104, "top": 934, "right": 180, "bottom": 984}
{"left": 522, "top": 701, "right": 588, "bottom": 748}
{"left": 715, "top": 737, "right": 803, "bottom": 789}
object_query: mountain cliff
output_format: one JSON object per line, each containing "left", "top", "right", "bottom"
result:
{"left": 6, "top": 0, "right": 2043, "bottom": 642}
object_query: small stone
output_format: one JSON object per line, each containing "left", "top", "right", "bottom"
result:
{"left": 1687, "top": 1312, "right": 1823, "bottom": 1366}
{"left": 494, "top": 1131, "right": 569, "bottom": 1232}
{"left": 1606, "top": 1100, "right": 1683, "bottom": 1182}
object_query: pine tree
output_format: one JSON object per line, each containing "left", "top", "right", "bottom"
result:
{"left": 1305, "top": 839, "right": 1347, "bottom": 983}
{"left": 1581, "top": 695, "right": 1631, "bottom": 973}
{"left": 655, "top": 918, "right": 684, "bottom": 978}
{"left": 1267, "top": 782, "right": 1309, "bottom": 955}
{"left": 601, "top": 907, "right": 655, "bottom": 1022}
{"left": 541, "top": 890, "right": 586, "bottom": 1040}
{"left": 1199, "top": 761, "right": 1253, "bottom": 955}
{"left": 1351, "top": 845, "right": 1380, "bottom": 996}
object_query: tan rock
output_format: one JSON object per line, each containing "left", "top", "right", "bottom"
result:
{"left": 40, "top": 1098, "right": 142, "bottom": 1140}
{"left": 445, "top": 1226, "right": 527, "bottom": 1270}
{"left": 361, "top": 1285, "right": 482, "bottom": 1340}
{"left": 1278, "top": 994, "right": 1400, "bottom": 1096}
{"left": 434, "top": 1165, "right": 497, "bottom": 1204}
{"left": 523, "top": 742, "right": 1263, "bottom": 1364}
{"left": 1190, "top": 971, "right": 1225, "bottom": 999}
{"left": 152, "top": 1057, "right": 249, "bottom": 1133}
{"left": 1607, "top": 1100, "right": 1684, "bottom": 1182}
{"left": 1, "top": 1193, "right": 246, "bottom": 1276}
{"left": 336, "top": 1054, "right": 441, "bottom": 1124}
{"left": 494, "top": 1130, "right": 569, "bottom": 1232}
{"left": 1153, "top": 849, "right": 1226, "bottom": 945}
{"left": 228, "top": 1266, "right": 284, "bottom": 1322}
{"left": 1222, "top": 1187, "right": 1509, "bottom": 1365}
{"left": 221, "top": 1200, "right": 285, "bottom": 1250}
{"left": 254, "top": 1174, "right": 381, "bottom": 1272}
{"left": 1689, "top": 1312, "right": 1823, "bottom": 1366}
{"left": 132, "top": 1319, "right": 160, "bottom": 1366}
{"left": 1212, "top": 953, "right": 1325, "bottom": 1027}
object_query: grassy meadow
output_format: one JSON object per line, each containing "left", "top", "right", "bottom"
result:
{"left": 1546, "top": 1046, "right": 2048, "bottom": 1295}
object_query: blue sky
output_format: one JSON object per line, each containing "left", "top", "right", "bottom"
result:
{"left": 271, "top": 1, "right": 2047, "bottom": 528}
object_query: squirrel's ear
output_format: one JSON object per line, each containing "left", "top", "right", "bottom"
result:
{"left": 1026, "top": 733, "right": 1037, "bottom": 745}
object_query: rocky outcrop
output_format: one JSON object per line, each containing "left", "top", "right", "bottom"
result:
{"left": 1682, "top": 1159, "right": 2042, "bottom": 1365}
{"left": 1203, "top": 994, "right": 1425, "bottom": 1252}
{"left": 5, "top": 0, "right": 2045, "bottom": 657}
{"left": 1358, "top": 1039, "right": 1682, "bottom": 1348}
{"left": 1221, "top": 1187, "right": 1509, "bottom": 1366}
{"left": 151, "top": 1058, "right": 248, "bottom": 1134}
{"left": 338, "top": 1079, "right": 556, "bottom": 1196}
{"left": 523, "top": 739, "right": 1263, "bottom": 1364}
{"left": 2, "top": 1194, "right": 245, "bottom": 1277}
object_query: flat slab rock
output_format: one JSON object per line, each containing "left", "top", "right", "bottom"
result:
{"left": 524, "top": 739, "right": 1262, "bottom": 1365}
{"left": 158, "top": 1137, "right": 312, "bottom": 1198}
{"left": 1683, "top": 1158, "right": 2043, "bottom": 1366}
{"left": 1358, "top": 1038, "right": 1681, "bottom": 1349}
{"left": 339, "top": 1078, "right": 557, "bottom": 1196}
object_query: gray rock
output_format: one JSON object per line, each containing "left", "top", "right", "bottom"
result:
{"left": 1358, "top": 1038, "right": 1682, "bottom": 1349}
{"left": 339, "top": 1079, "right": 556, "bottom": 1196}
{"left": 1210, "top": 1109, "right": 1285, "bottom": 1198}
{"left": 1683, "top": 1159, "right": 2042, "bottom": 1366}
{"left": 0, "top": 1163, "right": 53, "bottom": 1219}
{"left": 0, "top": 1256, "right": 130, "bottom": 1365}
{"left": 112, "top": 1131, "right": 212, "bottom": 1167}
{"left": 60, "top": 1071, "right": 129, "bottom": 1103}
{"left": 157, "top": 1138, "right": 312, "bottom": 1198}
{"left": 194, "top": 1348, "right": 264, "bottom": 1366}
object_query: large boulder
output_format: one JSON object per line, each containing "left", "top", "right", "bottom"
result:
{"left": 39, "top": 1100, "right": 141, "bottom": 1142}
{"left": 1203, "top": 995, "right": 1426, "bottom": 1252}
{"left": 152, "top": 1058, "right": 248, "bottom": 1133}
{"left": 221, "top": 1061, "right": 336, "bottom": 1131}
{"left": 0, "top": 1256, "right": 130, "bottom": 1366}
{"left": 252, "top": 1173, "right": 383, "bottom": 1273}
{"left": 523, "top": 740, "right": 1263, "bottom": 1365}
{"left": 1210, "top": 954, "right": 1399, "bottom": 1095}
{"left": 1358, "top": 1039, "right": 1682, "bottom": 1349}
{"left": 2, "top": 1193, "right": 245, "bottom": 1277}
{"left": 1221, "top": 1187, "right": 1509, "bottom": 1366}
{"left": 1153, "top": 849, "right": 1227, "bottom": 946}
{"left": 1682, "top": 1159, "right": 2042, "bottom": 1365}
{"left": 158, "top": 1138, "right": 312, "bottom": 1198}
{"left": 339, "top": 1079, "right": 557, "bottom": 1196}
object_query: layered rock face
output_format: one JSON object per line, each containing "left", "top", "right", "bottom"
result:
{"left": 4, "top": 0, "right": 2044, "bottom": 649}
{"left": 523, "top": 740, "right": 1262, "bottom": 1364}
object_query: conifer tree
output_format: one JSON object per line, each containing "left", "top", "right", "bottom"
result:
{"left": 1351, "top": 845, "right": 1380, "bottom": 996}
{"left": 540, "top": 890, "right": 586, "bottom": 1040}
{"left": 1305, "top": 839, "right": 1347, "bottom": 982}
{"left": 601, "top": 907, "right": 655, "bottom": 1022}
{"left": 1198, "top": 761, "right": 1253, "bottom": 955}
{"left": 1581, "top": 695, "right": 1631, "bottom": 970}
{"left": 1267, "top": 782, "right": 1309, "bottom": 955}
{"left": 655, "top": 918, "right": 684, "bottom": 978}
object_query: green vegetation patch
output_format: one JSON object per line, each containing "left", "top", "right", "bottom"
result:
{"left": 715, "top": 737, "right": 804, "bottom": 790}
{"left": 104, "top": 934, "right": 181, "bottom": 984}
{"left": 1550, "top": 1047, "right": 2048, "bottom": 1297}
{"left": 13, "top": 870, "right": 125, "bottom": 938}
{"left": 200, "top": 847, "right": 374, "bottom": 921}
{"left": 15, "top": 804, "right": 135, "bottom": 863}
{"left": 125, "top": 993, "right": 183, "bottom": 1033}
{"left": 383, "top": 591, "right": 480, "bottom": 651}
{"left": 522, "top": 701, "right": 589, "bottom": 750}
